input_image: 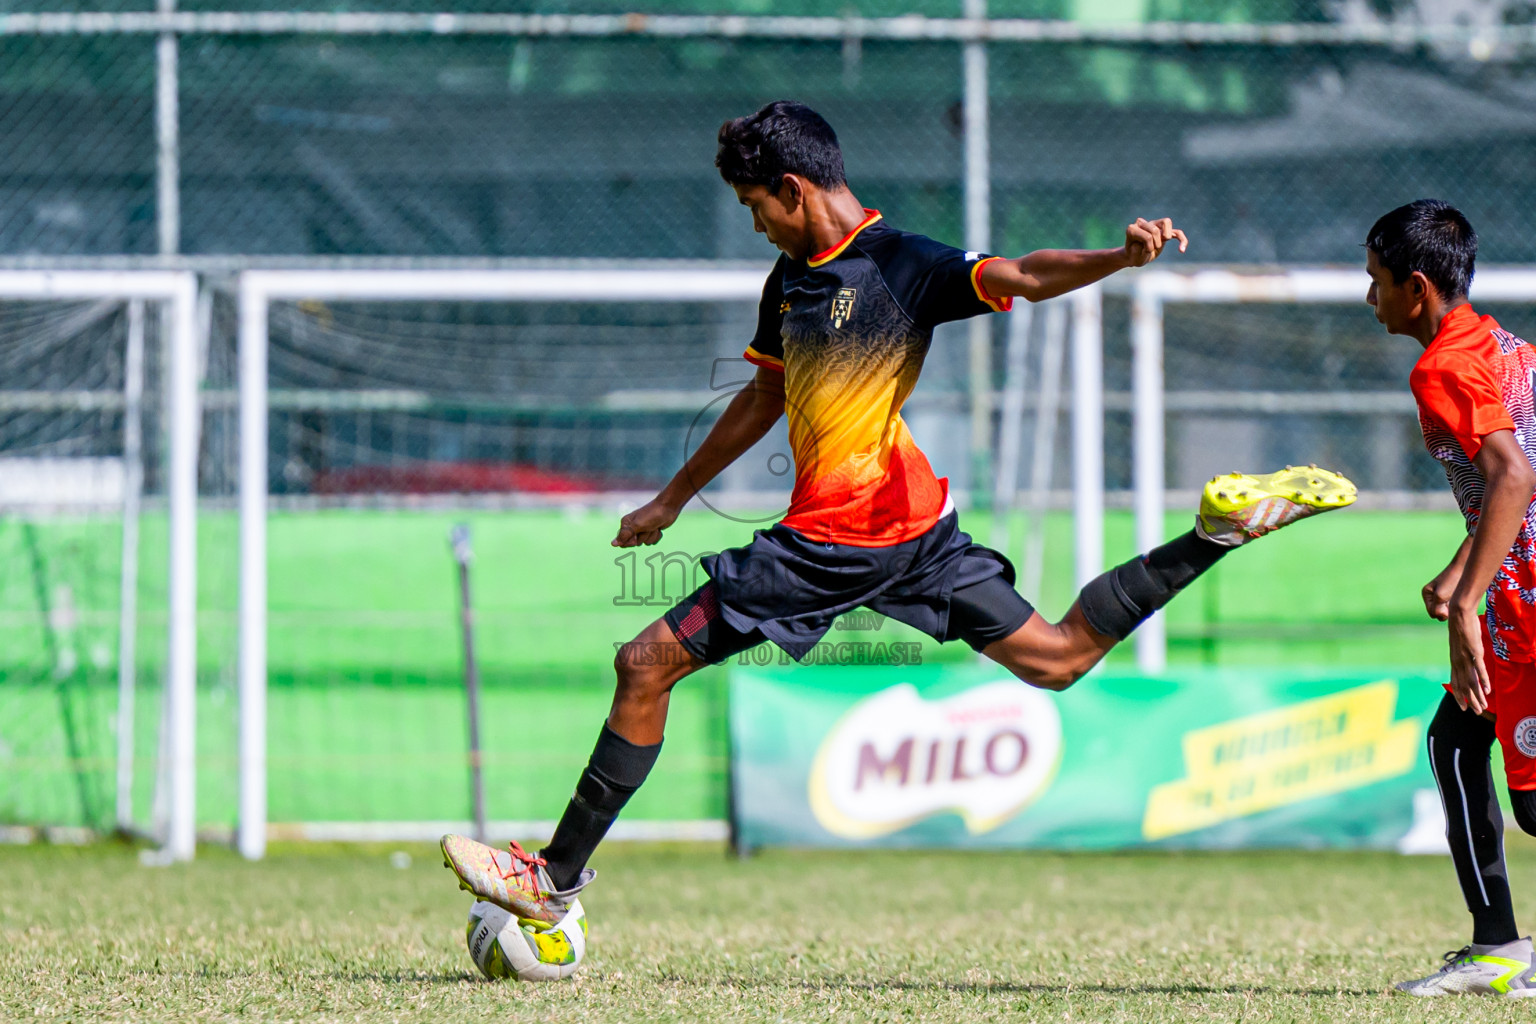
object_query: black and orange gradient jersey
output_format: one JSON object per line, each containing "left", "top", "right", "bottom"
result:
{"left": 742, "top": 209, "right": 1012, "bottom": 547}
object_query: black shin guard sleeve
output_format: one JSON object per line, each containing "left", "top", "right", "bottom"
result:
{"left": 541, "top": 724, "right": 662, "bottom": 891}
{"left": 1427, "top": 694, "right": 1518, "bottom": 946}
{"left": 1079, "top": 531, "right": 1229, "bottom": 641}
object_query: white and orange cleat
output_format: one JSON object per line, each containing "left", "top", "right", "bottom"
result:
{"left": 441, "top": 834, "right": 592, "bottom": 927}
{"left": 1196, "top": 465, "right": 1357, "bottom": 546}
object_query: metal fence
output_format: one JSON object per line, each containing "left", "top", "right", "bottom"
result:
{"left": 7, "top": 10, "right": 1536, "bottom": 262}
{"left": 8, "top": 8, "right": 1536, "bottom": 505}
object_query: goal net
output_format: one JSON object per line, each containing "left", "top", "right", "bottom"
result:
{"left": 0, "top": 272, "right": 201, "bottom": 859}
{"left": 235, "top": 267, "right": 937, "bottom": 852}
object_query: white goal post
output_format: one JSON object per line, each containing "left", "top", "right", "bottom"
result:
{"left": 231, "top": 269, "right": 1110, "bottom": 859}
{"left": 1108, "top": 267, "right": 1536, "bottom": 674}
{"left": 0, "top": 270, "right": 199, "bottom": 862}
{"left": 237, "top": 268, "right": 771, "bottom": 860}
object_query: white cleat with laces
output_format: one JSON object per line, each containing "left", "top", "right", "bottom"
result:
{"left": 440, "top": 834, "right": 592, "bottom": 928}
{"left": 1394, "top": 938, "right": 1536, "bottom": 997}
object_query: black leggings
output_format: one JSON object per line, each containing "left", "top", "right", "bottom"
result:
{"left": 1427, "top": 693, "right": 1536, "bottom": 945}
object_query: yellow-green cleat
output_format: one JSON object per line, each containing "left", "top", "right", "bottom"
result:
{"left": 440, "top": 834, "right": 593, "bottom": 928}
{"left": 1196, "top": 464, "right": 1357, "bottom": 546}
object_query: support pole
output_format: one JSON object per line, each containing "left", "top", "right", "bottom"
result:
{"left": 990, "top": 302, "right": 1032, "bottom": 556}
{"left": 962, "top": 0, "right": 991, "bottom": 507}
{"left": 115, "top": 300, "right": 145, "bottom": 831}
{"left": 1132, "top": 283, "right": 1166, "bottom": 673}
{"left": 155, "top": 0, "right": 179, "bottom": 256}
{"left": 166, "top": 276, "right": 198, "bottom": 861}
{"left": 451, "top": 524, "right": 489, "bottom": 846}
{"left": 237, "top": 280, "right": 268, "bottom": 860}
{"left": 1021, "top": 300, "right": 1067, "bottom": 600}
{"left": 1070, "top": 283, "right": 1104, "bottom": 591}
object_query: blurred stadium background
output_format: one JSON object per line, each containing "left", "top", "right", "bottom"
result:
{"left": 2, "top": 0, "right": 1532, "bottom": 859}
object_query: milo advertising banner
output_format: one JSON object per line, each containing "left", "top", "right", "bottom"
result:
{"left": 728, "top": 662, "right": 1450, "bottom": 850}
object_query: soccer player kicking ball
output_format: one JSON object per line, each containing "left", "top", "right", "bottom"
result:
{"left": 440, "top": 101, "right": 1355, "bottom": 929}
{"left": 1364, "top": 201, "right": 1536, "bottom": 998}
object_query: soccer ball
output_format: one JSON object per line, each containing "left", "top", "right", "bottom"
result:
{"left": 464, "top": 898, "right": 588, "bottom": 982}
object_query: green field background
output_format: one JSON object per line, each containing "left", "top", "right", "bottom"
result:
{"left": 0, "top": 506, "right": 1466, "bottom": 832}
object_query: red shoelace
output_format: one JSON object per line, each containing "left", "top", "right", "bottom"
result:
{"left": 498, "top": 840, "right": 548, "bottom": 895}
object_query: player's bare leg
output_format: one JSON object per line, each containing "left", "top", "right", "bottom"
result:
{"left": 984, "top": 465, "right": 1357, "bottom": 691}
{"left": 980, "top": 606, "right": 1115, "bottom": 691}
{"left": 442, "top": 617, "right": 707, "bottom": 917}
{"left": 606, "top": 616, "right": 709, "bottom": 746}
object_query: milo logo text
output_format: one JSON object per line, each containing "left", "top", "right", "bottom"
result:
{"left": 808, "top": 681, "right": 1062, "bottom": 839}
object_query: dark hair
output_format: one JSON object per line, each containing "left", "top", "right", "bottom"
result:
{"left": 716, "top": 100, "right": 847, "bottom": 194}
{"left": 1365, "top": 199, "right": 1477, "bottom": 299}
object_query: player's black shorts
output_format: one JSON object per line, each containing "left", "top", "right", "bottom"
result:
{"left": 662, "top": 508, "right": 1035, "bottom": 665}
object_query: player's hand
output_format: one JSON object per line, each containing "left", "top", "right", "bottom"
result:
{"left": 612, "top": 497, "right": 680, "bottom": 548}
{"left": 1123, "top": 218, "right": 1188, "bottom": 267}
{"left": 1422, "top": 564, "right": 1461, "bottom": 621}
{"left": 1447, "top": 607, "right": 1492, "bottom": 715}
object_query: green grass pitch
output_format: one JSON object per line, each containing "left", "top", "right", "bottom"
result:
{"left": 5, "top": 839, "right": 1536, "bottom": 1022}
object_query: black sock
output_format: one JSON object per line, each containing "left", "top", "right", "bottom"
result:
{"left": 1427, "top": 693, "right": 1519, "bottom": 946}
{"left": 1078, "top": 530, "right": 1228, "bottom": 640}
{"left": 540, "top": 724, "right": 661, "bottom": 891}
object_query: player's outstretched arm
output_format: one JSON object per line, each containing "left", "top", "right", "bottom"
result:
{"left": 981, "top": 217, "right": 1188, "bottom": 303}
{"left": 612, "top": 366, "right": 786, "bottom": 548}
{"left": 1444, "top": 429, "right": 1536, "bottom": 714}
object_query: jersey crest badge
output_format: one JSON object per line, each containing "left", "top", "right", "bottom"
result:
{"left": 831, "top": 288, "right": 857, "bottom": 329}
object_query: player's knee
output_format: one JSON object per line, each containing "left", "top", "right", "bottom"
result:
{"left": 1002, "top": 655, "right": 1085, "bottom": 692}
{"left": 612, "top": 641, "right": 674, "bottom": 703}
{"left": 1512, "top": 790, "right": 1536, "bottom": 838}
{"left": 1038, "top": 663, "right": 1088, "bottom": 692}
